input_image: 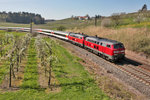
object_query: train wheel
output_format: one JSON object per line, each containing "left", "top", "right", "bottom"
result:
{"left": 99, "top": 53, "right": 102, "bottom": 57}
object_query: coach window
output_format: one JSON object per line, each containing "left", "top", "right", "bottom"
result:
{"left": 102, "top": 43, "right": 106, "bottom": 47}
{"left": 100, "top": 43, "right": 103, "bottom": 45}
{"left": 97, "top": 46, "right": 99, "bottom": 50}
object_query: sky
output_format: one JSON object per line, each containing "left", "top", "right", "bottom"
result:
{"left": 0, "top": 0, "right": 149, "bottom": 20}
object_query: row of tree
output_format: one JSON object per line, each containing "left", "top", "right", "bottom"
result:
{"left": 0, "top": 34, "right": 14, "bottom": 57}
{"left": 9, "top": 33, "right": 31, "bottom": 87}
{"left": 0, "top": 11, "right": 45, "bottom": 24}
{"left": 35, "top": 37, "right": 57, "bottom": 89}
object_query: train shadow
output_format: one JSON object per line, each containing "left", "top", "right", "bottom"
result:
{"left": 115, "top": 57, "right": 142, "bottom": 66}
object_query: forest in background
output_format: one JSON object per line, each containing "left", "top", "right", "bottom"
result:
{"left": 0, "top": 11, "right": 45, "bottom": 24}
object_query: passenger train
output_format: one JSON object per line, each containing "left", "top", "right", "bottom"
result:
{"left": 0, "top": 27, "right": 125, "bottom": 62}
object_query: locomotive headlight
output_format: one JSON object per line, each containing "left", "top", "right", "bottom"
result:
{"left": 121, "top": 50, "right": 125, "bottom": 52}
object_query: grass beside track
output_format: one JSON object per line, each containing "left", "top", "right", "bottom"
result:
{"left": 0, "top": 37, "right": 110, "bottom": 100}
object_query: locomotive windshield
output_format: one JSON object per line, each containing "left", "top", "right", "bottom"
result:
{"left": 114, "top": 43, "right": 124, "bottom": 49}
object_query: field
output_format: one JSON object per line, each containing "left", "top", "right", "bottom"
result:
{"left": 0, "top": 31, "right": 111, "bottom": 100}
{"left": 0, "top": 18, "right": 101, "bottom": 30}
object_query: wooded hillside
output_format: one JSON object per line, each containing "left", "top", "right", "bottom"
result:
{"left": 0, "top": 11, "right": 45, "bottom": 24}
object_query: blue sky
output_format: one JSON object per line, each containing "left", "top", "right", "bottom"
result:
{"left": 0, "top": 0, "right": 149, "bottom": 19}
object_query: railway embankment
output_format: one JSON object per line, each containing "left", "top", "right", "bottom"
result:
{"left": 56, "top": 37, "right": 150, "bottom": 100}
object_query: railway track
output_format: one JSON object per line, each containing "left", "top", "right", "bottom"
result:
{"left": 113, "top": 59, "right": 150, "bottom": 87}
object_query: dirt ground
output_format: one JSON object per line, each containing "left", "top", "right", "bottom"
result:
{"left": 37, "top": 59, "right": 61, "bottom": 93}
{"left": 0, "top": 58, "right": 27, "bottom": 92}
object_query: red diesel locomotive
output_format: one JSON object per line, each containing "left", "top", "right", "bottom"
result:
{"left": 68, "top": 32, "right": 88, "bottom": 47}
{"left": 68, "top": 33, "right": 125, "bottom": 61}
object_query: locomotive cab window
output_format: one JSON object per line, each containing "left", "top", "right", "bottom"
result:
{"left": 119, "top": 44, "right": 124, "bottom": 48}
{"left": 114, "top": 45, "right": 119, "bottom": 49}
{"left": 114, "top": 44, "right": 124, "bottom": 49}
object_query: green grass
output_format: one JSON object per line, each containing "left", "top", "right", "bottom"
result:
{"left": 21, "top": 38, "right": 39, "bottom": 89}
{"left": 0, "top": 18, "right": 100, "bottom": 30}
{"left": 42, "top": 18, "right": 101, "bottom": 30}
{"left": 0, "top": 60, "right": 9, "bottom": 84}
{"left": 0, "top": 30, "right": 25, "bottom": 37}
{"left": 0, "top": 22, "right": 29, "bottom": 28}
{"left": 0, "top": 37, "right": 110, "bottom": 100}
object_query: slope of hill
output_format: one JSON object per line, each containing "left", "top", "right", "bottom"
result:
{"left": 0, "top": 11, "right": 150, "bottom": 56}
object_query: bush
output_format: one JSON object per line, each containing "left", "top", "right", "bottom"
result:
{"left": 101, "top": 18, "right": 112, "bottom": 27}
{"left": 57, "top": 26, "right": 66, "bottom": 31}
{"left": 31, "top": 32, "right": 38, "bottom": 37}
{"left": 134, "top": 15, "right": 145, "bottom": 23}
{"left": 7, "top": 29, "right": 12, "bottom": 32}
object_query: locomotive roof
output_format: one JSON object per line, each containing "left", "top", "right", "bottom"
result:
{"left": 69, "top": 32, "right": 88, "bottom": 37}
{"left": 86, "top": 36, "right": 121, "bottom": 45}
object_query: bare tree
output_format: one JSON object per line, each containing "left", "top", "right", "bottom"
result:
{"left": 101, "top": 18, "right": 112, "bottom": 27}
{"left": 134, "top": 13, "right": 145, "bottom": 23}
{"left": 45, "top": 42, "right": 58, "bottom": 89}
{"left": 0, "top": 46, "right": 3, "bottom": 57}
{"left": 35, "top": 37, "right": 58, "bottom": 89}
{"left": 35, "top": 37, "right": 48, "bottom": 76}
{"left": 111, "top": 13, "right": 120, "bottom": 26}
{"left": 8, "top": 33, "right": 30, "bottom": 88}
{"left": 9, "top": 51, "right": 14, "bottom": 87}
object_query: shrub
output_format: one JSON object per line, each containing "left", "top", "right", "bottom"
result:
{"left": 101, "top": 18, "right": 112, "bottom": 27}
{"left": 134, "top": 15, "right": 145, "bottom": 23}
{"left": 57, "top": 26, "right": 66, "bottom": 31}
{"left": 7, "top": 29, "right": 12, "bottom": 32}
